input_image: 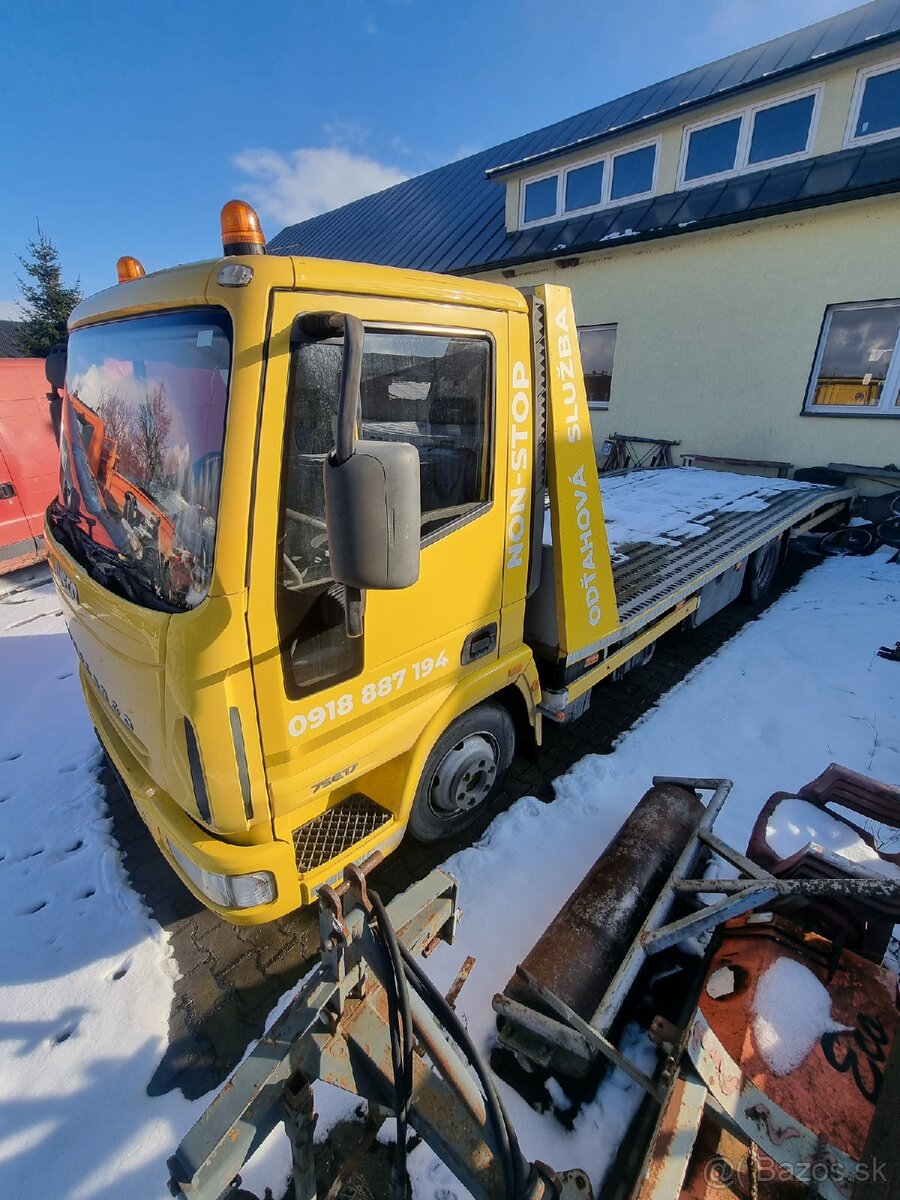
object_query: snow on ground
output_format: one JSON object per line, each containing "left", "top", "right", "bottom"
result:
{"left": 0, "top": 565, "right": 194, "bottom": 1198}
{"left": 0, "top": 548, "right": 898, "bottom": 1199}
{"left": 543, "top": 468, "right": 822, "bottom": 559}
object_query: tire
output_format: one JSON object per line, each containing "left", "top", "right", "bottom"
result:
{"left": 876, "top": 516, "right": 900, "bottom": 549}
{"left": 743, "top": 538, "right": 781, "bottom": 602}
{"left": 819, "top": 524, "right": 877, "bottom": 557}
{"left": 407, "top": 702, "right": 515, "bottom": 842}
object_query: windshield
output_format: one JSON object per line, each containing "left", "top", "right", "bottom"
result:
{"left": 49, "top": 308, "right": 231, "bottom": 612}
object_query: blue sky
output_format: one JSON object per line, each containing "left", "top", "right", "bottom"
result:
{"left": 0, "top": 0, "right": 861, "bottom": 315}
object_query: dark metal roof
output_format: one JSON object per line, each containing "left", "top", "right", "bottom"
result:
{"left": 269, "top": 0, "right": 900, "bottom": 276}
{"left": 0, "top": 320, "right": 23, "bottom": 358}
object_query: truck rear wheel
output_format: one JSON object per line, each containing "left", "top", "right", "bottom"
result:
{"left": 407, "top": 702, "right": 515, "bottom": 842}
{"left": 743, "top": 537, "right": 781, "bottom": 602}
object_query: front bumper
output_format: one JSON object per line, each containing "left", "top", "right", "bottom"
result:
{"left": 87, "top": 669, "right": 405, "bottom": 922}
{"left": 86, "top": 675, "right": 302, "bottom": 924}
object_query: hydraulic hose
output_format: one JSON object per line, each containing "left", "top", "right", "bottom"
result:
{"left": 368, "top": 890, "right": 414, "bottom": 1200}
{"left": 399, "top": 942, "right": 527, "bottom": 1200}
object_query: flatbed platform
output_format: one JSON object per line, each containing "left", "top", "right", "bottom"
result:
{"left": 534, "top": 468, "right": 853, "bottom": 658}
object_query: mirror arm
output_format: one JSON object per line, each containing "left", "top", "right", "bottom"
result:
{"left": 334, "top": 314, "right": 364, "bottom": 465}
{"left": 298, "top": 311, "right": 367, "bottom": 638}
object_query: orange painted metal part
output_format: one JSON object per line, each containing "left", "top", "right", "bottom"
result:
{"left": 0, "top": 359, "right": 58, "bottom": 574}
{"left": 698, "top": 916, "right": 897, "bottom": 1162}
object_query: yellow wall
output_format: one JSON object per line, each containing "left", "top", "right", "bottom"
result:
{"left": 480, "top": 194, "right": 900, "bottom": 469}
{"left": 505, "top": 42, "right": 900, "bottom": 229}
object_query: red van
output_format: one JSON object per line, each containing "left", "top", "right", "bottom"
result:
{"left": 0, "top": 359, "right": 59, "bottom": 574}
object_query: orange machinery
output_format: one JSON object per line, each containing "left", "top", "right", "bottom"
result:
{"left": 0, "top": 358, "right": 59, "bottom": 575}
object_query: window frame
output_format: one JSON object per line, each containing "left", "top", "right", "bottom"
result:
{"left": 803, "top": 299, "right": 900, "bottom": 417}
{"left": 521, "top": 169, "right": 563, "bottom": 227}
{"left": 844, "top": 55, "right": 900, "bottom": 148}
{"left": 518, "top": 137, "right": 661, "bottom": 228}
{"left": 677, "top": 84, "right": 823, "bottom": 189}
{"left": 578, "top": 322, "right": 618, "bottom": 411}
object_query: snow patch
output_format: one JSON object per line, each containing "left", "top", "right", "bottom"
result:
{"left": 766, "top": 797, "right": 900, "bottom": 879}
{"left": 543, "top": 467, "right": 819, "bottom": 560}
{"left": 752, "top": 957, "right": 849, "bottom": 1076}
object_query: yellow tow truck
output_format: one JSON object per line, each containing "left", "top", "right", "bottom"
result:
{"left": 45, "top": 202, "right": 851, "bottom": 923}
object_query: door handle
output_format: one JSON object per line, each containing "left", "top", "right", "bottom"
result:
{"left": 0, "top": 482, "right": 15, "bottom": 500}
{"left": 461, "top": 622, "right": 498, "bottom": 665}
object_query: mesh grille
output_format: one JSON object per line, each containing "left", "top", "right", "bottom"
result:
{"left": 293, "top": 794, "right": 391, "bottom": 872}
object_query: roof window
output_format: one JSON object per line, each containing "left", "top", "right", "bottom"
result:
{"left": 680, "top": 86, "right": 821, "bottom": 186}
{"left": 847, "top": 58, "right": 900, "bottom": 146}
{"left": 520, "top": 139, "right": 658, "bottom": 227}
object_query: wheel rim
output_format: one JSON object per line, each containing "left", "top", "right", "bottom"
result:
{"left": 428, "top": 732, "right": 499, "bottom": 818}
{"left": 754, "top": 541, "right": 779, "bottom": 592}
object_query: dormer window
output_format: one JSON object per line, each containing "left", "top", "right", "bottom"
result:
{"left": 679, "top": 86, "right": 822, "bottom": 186}
{"left": 847, "top": 57, "right": 900, "bottom": 146}
{"left": 610, "top": 145, "right": 656, "bottom": 201}
{"left": 520, "top": 139, "right": 659, "bottom": 227}
{"left": 565, "top": 161, "right": 604, "bottom": 212}
{"left": 523, "top": 175, "right": 559, "bottom": 223}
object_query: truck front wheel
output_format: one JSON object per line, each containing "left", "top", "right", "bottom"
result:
{"left": 407, "top": 702, "right": 515, "bottom": 842}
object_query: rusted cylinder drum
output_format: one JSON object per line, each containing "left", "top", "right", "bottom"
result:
{"left": 503, "top": 783, "right": 704, "bottom": 1022}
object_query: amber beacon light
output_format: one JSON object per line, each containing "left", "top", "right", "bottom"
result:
{"left": 116, "top": 255, "right": 146, "bottom": 284}
{"left": 220, "top": 200, "right": 266, "bottom": 256}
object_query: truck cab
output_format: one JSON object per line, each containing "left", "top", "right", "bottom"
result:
{"left": 46, "top": 223, "right": 544, "bottom": 923}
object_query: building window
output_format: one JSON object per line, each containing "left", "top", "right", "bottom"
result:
{"left": 610, "top": 145, "right": 656, "bottom": 201}
{"left": 684, "top": 117, "right": 742, "bottom": 181}
{"left": 565, "top": 161, "right": 604, "bottom": 212}
{"left": 523, "top": 175, "right": 559, "bottom": 223}
{"left": 805, "top": 301, "right": 900, "bottom": 415}
{"left": 748, "top": 93, "right": 817, "bottom": 165}
{"left": 847, "top": 59, "right": 900, "bottom": 146}
{"left": 579, "top": 324, "right": 617, "bottom": 409}
{"left": 680, "top": 86, "right": 821, "bottom": 186}
{"left": 521, "top": 139, "right": 659, "bottom": 226}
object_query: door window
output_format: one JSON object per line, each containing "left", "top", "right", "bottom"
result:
{"left": 277, "top": 326, "right": 492, "bottom": 696}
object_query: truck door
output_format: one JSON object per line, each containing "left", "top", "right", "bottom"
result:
{"left": 247, "top": 292, "right": 510, "bottom": 833}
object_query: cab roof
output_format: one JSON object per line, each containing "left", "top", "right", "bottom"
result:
{"left": 68, "top": 253, "right": 528, "bottom": 330}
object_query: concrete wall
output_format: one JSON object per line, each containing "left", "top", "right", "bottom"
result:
{"left": 480, "top": 194, "right": 900, "bottom": 470}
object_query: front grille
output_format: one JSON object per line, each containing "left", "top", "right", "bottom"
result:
{"left": 292, "top": 794, "right": 392, "bottom": 872}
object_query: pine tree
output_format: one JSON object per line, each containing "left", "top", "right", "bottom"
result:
{"left": 15, "top": 226, "right": 83, "bottom": 357}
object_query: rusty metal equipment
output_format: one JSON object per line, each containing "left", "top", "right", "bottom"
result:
{"left": 490, "top": 773, "right": 899, "bottom": 1200}
{"left": 168, "top": 856, "right": 591, "bottom": 1200}
{"left": 628, "top": 912, "right": 899, "bottom": 1200}
{"left": 169, "top": 774, "right": 899, "bottom": 1200}
{"left": 492, "top": 776, "right": 896, "bottom": 1095}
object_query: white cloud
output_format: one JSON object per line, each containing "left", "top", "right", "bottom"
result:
{"left": 232, "top": 146, "right": 407, "bottom": 227}
{"left": 0, "top": 300, "right": 21, "bottom": 321}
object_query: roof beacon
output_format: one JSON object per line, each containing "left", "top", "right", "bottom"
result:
{"left": 220, "top": 200, "right": 266, "bottom": 256}
{"left": 116, "top": 255, "right": 145, "bottom": 284}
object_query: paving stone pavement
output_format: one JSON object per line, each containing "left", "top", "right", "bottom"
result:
{"left": 100, "top": 551, "right": 819, "bottom": 1102}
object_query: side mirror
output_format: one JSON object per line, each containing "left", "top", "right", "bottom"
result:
{"left": 324, "top": 440, "right": 421, "bottom": 590}
{"left": 298, "top": 310, "right": 422, "bottom": 637}
{"left": 45, "top": 342, "right": 67, "bottom": 391}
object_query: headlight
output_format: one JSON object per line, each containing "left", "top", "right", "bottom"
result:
{"left": 167, "top": 841, "right": 276, "bottom": 909}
